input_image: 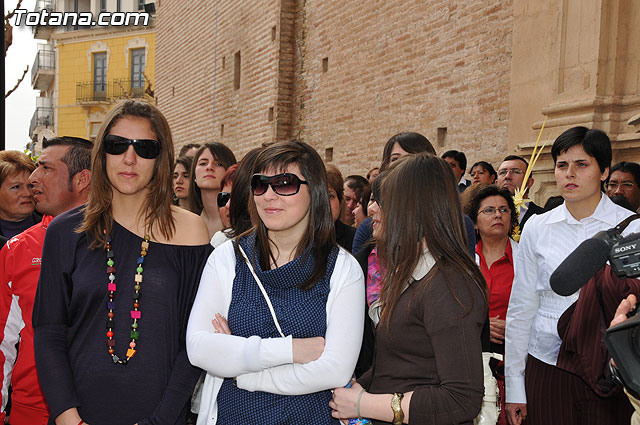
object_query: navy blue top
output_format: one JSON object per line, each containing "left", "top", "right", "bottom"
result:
{"left": 0, "top": 212, "right": 40, "bottom": 240}
{"left": 352, "top": 217, "right": 373, "bottom": 254}
{"left": 33, "top": 207, "right": 212, "bottom": 425}
{"left": 216, "top": 233, "right": 340, "bottom": 424}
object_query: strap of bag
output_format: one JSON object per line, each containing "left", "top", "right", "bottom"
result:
{"left": 237, "top": 244, "right": 285, "bottom": 338}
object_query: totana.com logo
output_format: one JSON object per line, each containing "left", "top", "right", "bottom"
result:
{"left": 12, "top": 9, "right": 150, "bottom": 27}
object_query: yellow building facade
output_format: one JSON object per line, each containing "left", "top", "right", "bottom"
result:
{"left": 30, "top": 0, "right": 156, "bottom": 152}
{"left": 55, "top": 28, "right": 155, "bottom": 140}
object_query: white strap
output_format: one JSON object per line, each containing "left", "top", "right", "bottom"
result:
{"left": 237, "top": 244, "right": 285, "bottom": 338}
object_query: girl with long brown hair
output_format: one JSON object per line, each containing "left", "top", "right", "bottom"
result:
{"left": 186, "top": 140, "right": 364, "bottom": 424}
{"left": 331, "top": 153, "right": 487, "bottom": 425}
{"left": 188, "top": 144, "right": 237, "bottom": 239}
{"left": 33, "top": 100, "right": 212, "bottom": 425}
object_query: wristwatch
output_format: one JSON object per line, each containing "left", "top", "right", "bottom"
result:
{"left": 391, "top": 392, "right": 404, "bottom": 425}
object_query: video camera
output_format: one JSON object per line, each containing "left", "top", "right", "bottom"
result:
{"left": 603, "top": 214, "right": 640, "bottom": 396}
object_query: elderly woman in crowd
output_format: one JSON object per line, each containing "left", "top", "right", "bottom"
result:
{"left": 0, "top": 151, "right": 38, "bottom": 245}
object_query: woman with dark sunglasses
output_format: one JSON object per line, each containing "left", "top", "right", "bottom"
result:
{"left": 32, "top": 100, "right": 213, "bottom": 425}
{"left": 210, "top": 163, "right": 238, "bottom": 248}
{"left": 187, "top": 140, "right": 365, "bottom": 424}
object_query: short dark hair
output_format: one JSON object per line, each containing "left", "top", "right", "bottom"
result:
{"left": 442, "top": 150, "right": 467, "bottom": 172}
{"left": 609, "top": 161, "right": 640, "bottom": 186}
{"left": 468, "top": 184, "right": 518, "bottom": 238}
{"left": 551, "top": 126, "right": 611, "bottom": 173}
{"left": 501, "top": 155, "right": 529, "bottom": 169}
{"left": 345, "top": 175, "right": 369, "bottom": 198}
{"left": 470, "top": 161, "right": 497, "bottom": 181}
{"left": 43, "top": 136, "right": 92, "bottom": 189}
{"left": 178, "top": 143, "right": 201, "bottom": 156}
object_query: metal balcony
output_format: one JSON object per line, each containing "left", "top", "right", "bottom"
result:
{"left": 32, "top": 0, "right": 55, "bottom": 39}
{"left": 112, "top": 79, "right": 152, "bottom": 100}
{"left": 76, "top": 81, "right": 115, "bottom": 103}
{"left": 29, "top": 106, "right": 54, "bottom": 138}
{"left": 76, "top": 80, "right": 152, "bottom": 103}
{"left": 32, "top": 48, "right": 55, "bottom": 90}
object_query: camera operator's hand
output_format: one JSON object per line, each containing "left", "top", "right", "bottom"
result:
{"left": 611, "top": 294, "right": 637, "bottom": 328}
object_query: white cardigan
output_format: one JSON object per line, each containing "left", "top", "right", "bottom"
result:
{"left": 186, "top": 240, "right": 365, "bottom": 424}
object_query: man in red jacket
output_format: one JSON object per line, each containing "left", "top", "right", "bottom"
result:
{"left": 0, "top": 137, "right": 91, "bottom": 425}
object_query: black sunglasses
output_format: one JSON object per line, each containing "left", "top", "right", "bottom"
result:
{"left": 251, "top": 173, "right": 308, "bottom": 196}
{"left": 103, "top": 134, "right": 162, "bottom": 159}
{"left": 217, "top": 191, "right": 231, "bottom": 208}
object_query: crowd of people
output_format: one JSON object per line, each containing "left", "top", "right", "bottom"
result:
{"left": 0, "top": 98, "right": 639, "bottom": 425}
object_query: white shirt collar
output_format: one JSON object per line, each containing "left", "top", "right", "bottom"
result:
{"left": 546, "top": 193, "right": 620, "bottom": 226}
{"left": 412, "top": 247, "right": 437, "bottom": 281}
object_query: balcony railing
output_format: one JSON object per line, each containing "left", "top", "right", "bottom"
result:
{"left": 113, "top": 79, "right": 151, "bottom": 99}
{"left": 29, "top": 107, "right": 54, "bottom": 137}
{"left": 76, "top": 79, "right": 152, "bottom": 103}
{"left": 76, "top": 81, "right": 114, "bottom": 102}
{"left": 32, "top": 0, "right": 55, "bottom": 38}
{"left": 31, "top": 48, "right": 55, "bottom": 88}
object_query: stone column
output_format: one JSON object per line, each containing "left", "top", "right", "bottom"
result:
{"left": 508, "top": 0, "right": 640, "bottom": 202}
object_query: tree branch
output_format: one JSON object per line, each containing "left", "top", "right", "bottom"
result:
{"left": 5, "top": 66, "right": 29, "bottom": 99}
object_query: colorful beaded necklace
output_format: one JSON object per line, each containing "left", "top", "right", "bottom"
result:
{"left": 104, "top": 229, "right": 149, "bottom": 365}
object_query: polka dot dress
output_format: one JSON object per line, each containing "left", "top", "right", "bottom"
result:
{"left": 216, "top": 233, "right": 340, "bottom": 424}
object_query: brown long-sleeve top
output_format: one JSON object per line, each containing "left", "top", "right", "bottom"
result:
{"left": 358, "top": 265, "right": 486, "bottom": 425}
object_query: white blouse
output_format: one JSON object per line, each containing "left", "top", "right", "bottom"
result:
{"left": 505, "top": 194, "right": 640, "bottom": 404}
{"left": 186, "top": 240, "right": 365, "bottom": 424}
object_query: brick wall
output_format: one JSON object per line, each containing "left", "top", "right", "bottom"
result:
{"left": 156, "top": 0, "right": 281, "bottom": 157}
{"left": 156, "top": 0, "right": 514, "bottom": 177}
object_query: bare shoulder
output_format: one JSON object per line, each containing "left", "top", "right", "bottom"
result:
{"left": 169, "top": 206, "right": 209, "bottom": 246}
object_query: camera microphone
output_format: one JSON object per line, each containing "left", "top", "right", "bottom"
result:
{"left": 550, "top": 236, "right": 612, "bottom": 296}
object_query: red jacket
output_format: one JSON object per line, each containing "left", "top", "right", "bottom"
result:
{"left": 0, "top": 215, "right": 53, "bottom": 424}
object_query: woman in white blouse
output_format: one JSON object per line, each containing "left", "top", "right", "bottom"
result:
{"left": 505, "top": 127, "right": 640, "bottom": 425}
